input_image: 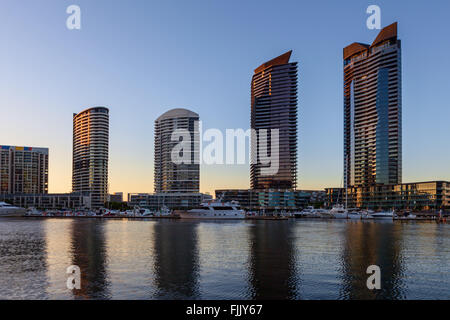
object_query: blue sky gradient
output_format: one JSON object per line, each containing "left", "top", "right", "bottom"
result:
{"left": 1, "top": 0, "right": 449, "bottom": 196}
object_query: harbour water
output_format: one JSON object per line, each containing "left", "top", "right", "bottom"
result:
{"left": 0, "top": 218, "right": 448, "bottom": 300}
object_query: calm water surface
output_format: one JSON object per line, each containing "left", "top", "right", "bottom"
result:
{"left": 0, "top": 218, "right": 448, "bottom": 300}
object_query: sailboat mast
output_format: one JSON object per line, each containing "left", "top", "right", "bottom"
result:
{"left": 345, "top": 154, "right": 348, "bottom": 209}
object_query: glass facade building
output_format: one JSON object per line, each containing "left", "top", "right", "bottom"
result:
{"left": 250, "top": 51, "right": 298, "bottom": 190}
{"left": 154, "top": 108, "right": 200, "bottom": 193}
{"left": 128, "top": 193, "right": 212, "bottom": 210}
{"left": 215, "top": 189, "right": 324, "bottom": 211}
{"left": 72, "top": 107, "right": 109, "bottom": 209}
{"left": 0, "top": 192, "right": 91, "bottom": 210}
{"left": 343, "top": 23, "right": 402, "bottom": 187}
{"left": 325, "top": 181, "right": 450, "bottom": 211}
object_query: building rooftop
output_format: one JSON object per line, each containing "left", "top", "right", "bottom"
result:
{"left": 254, "top": 50, "right": 293, "bottom": 74}
{"left": 343, "top": 22, "right": 398, "bottom": 60}
{"left": 74, "top": 106, "right": 109, "bottom": 117}
{"left": 0, "top": 145, "right": 48, "bottom": 154}
{"left": 156, "top": 108, "right": 199, "bottom": 121}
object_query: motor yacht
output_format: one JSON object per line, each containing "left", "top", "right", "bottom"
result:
{"left": 294, "top": 206, "right": 321, "bottom": 218}
{"left": 0, "top": 202, "right": 26, "bottom": 217}
{"left": 370, "top": 210, "right": 395, "bottom": 220}
{"left": 346, "top": 208, "right": 362, "bottom": 219}
{"left": 327, "top": 204, "right": 348, "bottom": 219}
{"left": 155, "top": 205, "right": 172, "bottom": 216}
{"left": 179, "top": 200, "right": 245, "bottom": 219}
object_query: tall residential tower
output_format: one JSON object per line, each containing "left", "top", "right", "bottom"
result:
{"left": 154, "top": 108, "right": 200, "bottom": 193}
{"left": 72, "top": 107, "right": 109, "bottom": 208}
{"left": 250, "top": 51, "right": 298, "bottom": 190}
{"left": 343, "top": 23, "right": 402, "bottom": 187}
{"left": 0, "top": 145, "right": 48, "bottom": 194}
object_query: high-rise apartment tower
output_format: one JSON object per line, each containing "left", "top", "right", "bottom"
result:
{"left": 343, "top": 23, "right": 402, "bottom": 187}
{"left": 72, "top": 107, "right": 109, "bottom": 208}
{"left": 250, "top": 51, "right": 298, "bottom": 190}
{"left": 154, "top": 108, "right": 200, "bottom": 193}
{"left": 0, "top": 145, "right": 48, "bottom": 194}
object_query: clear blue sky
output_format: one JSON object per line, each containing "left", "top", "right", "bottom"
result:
{"left": 1, "top": 0, "right": 449, "bottom": 196}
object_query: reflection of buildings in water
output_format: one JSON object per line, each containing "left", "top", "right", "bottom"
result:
{"left": 44, "top": 219, "right": 74, "bottom": 298}
{"left": 70, "top": 220, "right": 110, "bottom": 299}
{"left": 153, "top": 221, "right": 200, "bottom": 299}
{"left": 339, "top": 221, "right": 405, "bottom": 299}
{"left": 248, "top": 221, "right": 297, "bottom": 299}
{"left": 0, "top": 220, "right": 49, "bottom": 299}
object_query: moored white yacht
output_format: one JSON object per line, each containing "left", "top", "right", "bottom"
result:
{"left": 154, "top": 205, "right": 172, "bottom": 217}
{"left": 134, "top": 207, "right": 153, "bottom": 216}
{"left": 359, "top": 209, "right": 374, "bottom": 219}
{"left": 294, "top": 206, "right": 321, "bottom": 218}
{"left": 0, "top": 202, "right": 26, "bottom": 217}
{"left": 316, "top": 209, "right": 330, "bottom": 217}
{"left": 179, "top": 200, "right": 245, "bottom": 220}
{"left": 370, "top": 210, "right": 395, "bottom": 220}
{"left": 327, "top": 204, "right": 348, "bottom": 219}
{"left": 327, "top": 167, "right": 351, "bottom": 219}
{"left": 119, "top": 207, "right": 153, "bottom": 217}
{"left": 347, "top": 208, "right": 363, "bottom": 219}
{"left": 26, "top": 207, "right": 42, "bottom": 216}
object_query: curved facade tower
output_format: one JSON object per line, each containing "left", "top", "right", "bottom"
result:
{"left": 250, "top": 51, "right": 298, "bottom": 190}
{"left": 72, "top": 107, "right": 109, "bottom": 208}
{"left": 343, "top": 23, "right": 402, "bottom": 187}
{"left": 154, "top": 108, "right": 199, "bottom": 193}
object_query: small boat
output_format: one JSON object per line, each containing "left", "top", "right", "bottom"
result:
{"left": 316, "top": 209, "right": 330, "bottom": 217}
{"left": 134, "top": 207, "right": 153, "bottom": 216}
{"left": 326, "top": 157, "right": 351, "bottom": 220}
{"left": 102, "top": 211, "right": 118, "bottom": 217}
{"left": 397, "top": 213, "right": 417, "bottom": 220}
{"left": 26, "top": 207, "right": 42, "bottom": 216}
{"left": 359, "top": 210, "right": 374, "bottom": 219}
{"left": 278, "top": 210, "right": 293, "bottom": 218}
{"left": 141, "top": 209, "right": 154, "bottom": 217}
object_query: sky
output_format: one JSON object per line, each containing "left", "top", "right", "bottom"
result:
{"left": 1, "top": 0, "right": 449, "bottom": 198}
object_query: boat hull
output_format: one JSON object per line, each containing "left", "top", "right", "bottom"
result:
{"left": 370, "top": 212, "right": 394, "bottom": 220}
{"left": 331, "top": 213, "right": 348, "bottom": 219}
{"left": 0, "top": 208, "right": 26, "bottom": 217}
